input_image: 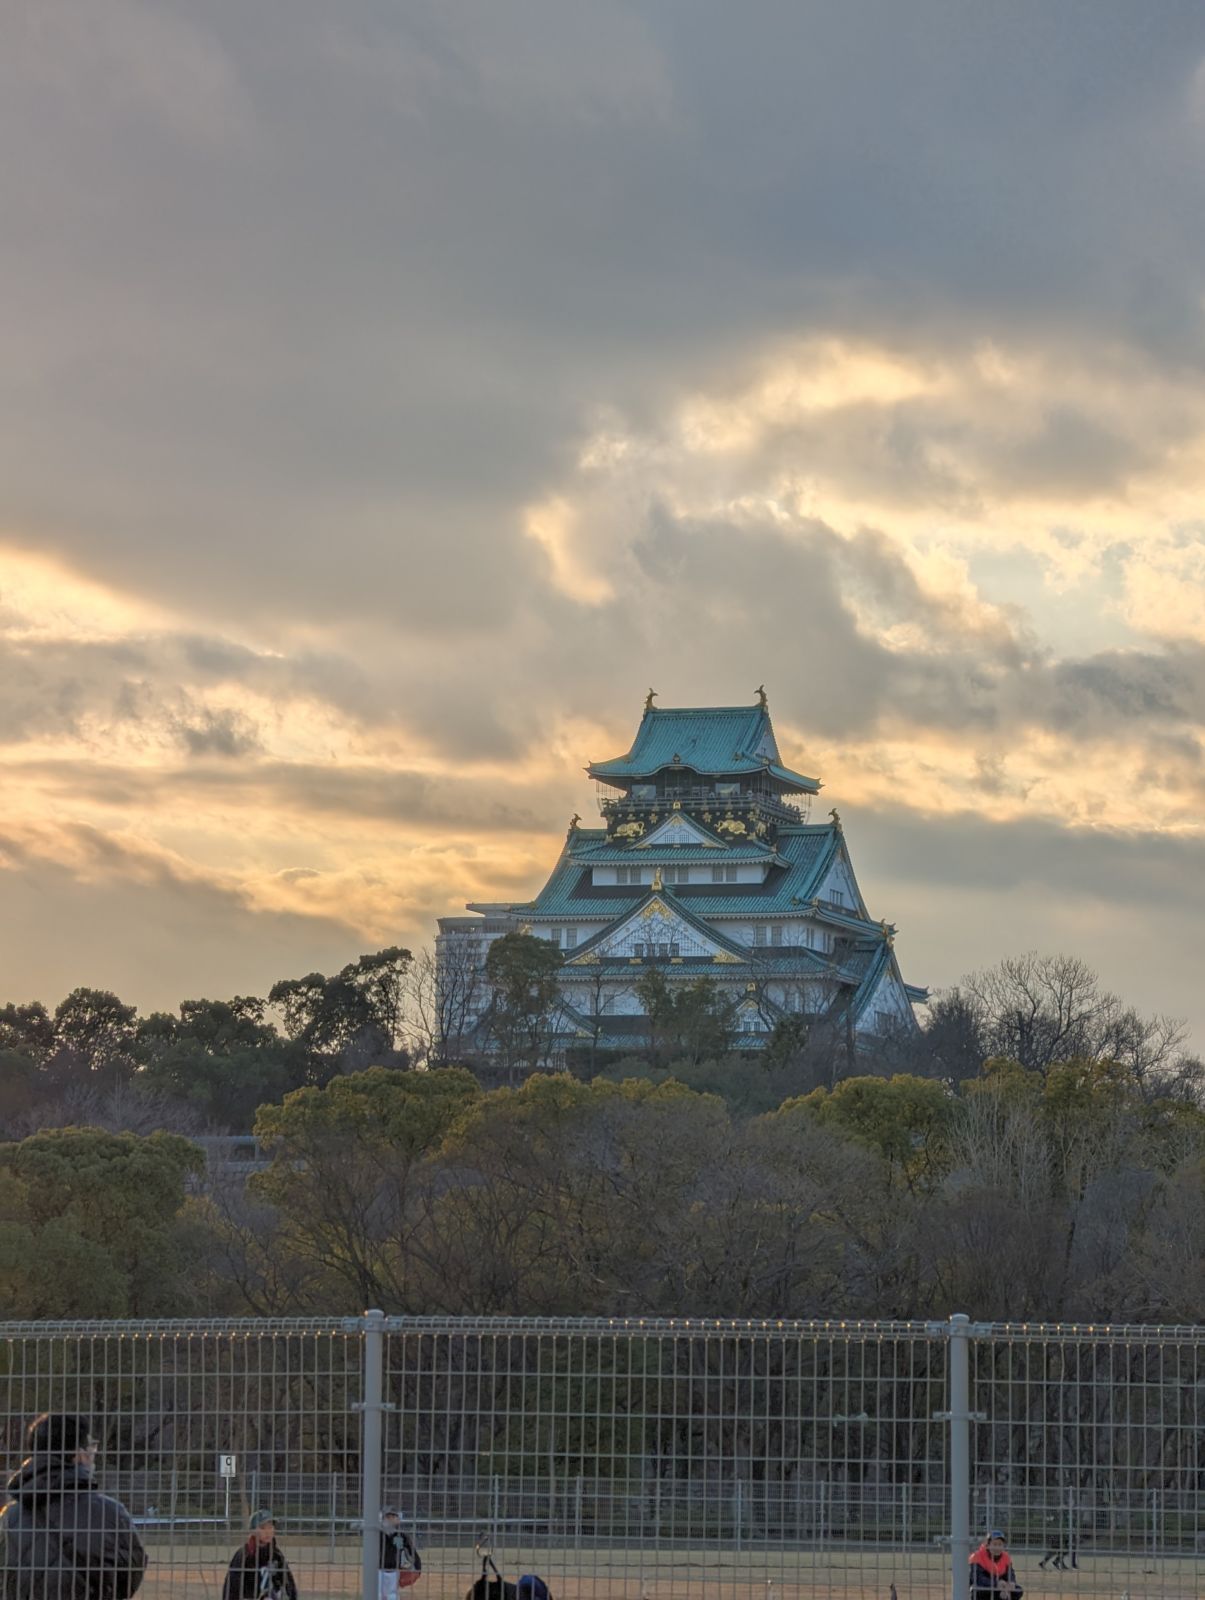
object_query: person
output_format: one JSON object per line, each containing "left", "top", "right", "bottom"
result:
{"left": 0, "top": 1412, "right": 146, "bottom": 1600}
{"left": 378, "top": 1511, "right": 420, "bottom": 1600}
{"left": 970, "top": 1531, "right": 1022, "bottom": 1598}
{"left": 1039, "top": 1526, "right": 1078, "bottom": 1570}
{"left": 222, "top": 1513, "right": 297, "bottom": 1600}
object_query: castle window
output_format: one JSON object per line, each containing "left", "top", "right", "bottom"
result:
{"left": 564, "top": 927, "right": 578, "bottom": 949}
{"left": 663, "top": 865, "right": 691, "bottom": 883}
{"left": 770, "top": 924, "right": 784, "bottom": 946}
{"left": 547, "top": 927, "right": 562, "bottom": 946}
{"left": 711, "top": 865, "right": 739, "bottom": 883}
{"left": 617, "top": 867, "right": 644, "bottom": 885}
{"left": 715, "top": 781, "right": 741, "bottom": 797}
{"left": 831, "top": 889, "right": 845, "bottom": 907}
{"left": 633, "top": 942, "right": 645, "bottom": 957}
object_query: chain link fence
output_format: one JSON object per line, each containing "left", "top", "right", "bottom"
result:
{"left": 1, "top": 1316, "right": 1200, "bottom": 1600}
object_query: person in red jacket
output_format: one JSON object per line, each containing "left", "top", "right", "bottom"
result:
{"left": 969, "top": 1531, "right": 1022, "bottom": 1598}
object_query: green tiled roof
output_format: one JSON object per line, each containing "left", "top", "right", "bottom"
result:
{"left": 571, "top": 840, "right": 783, "bottom": 866}
{"left": 521, "top": 825, "right": 841, "bottom": 920}
{"left": 588, "top": 702, "right": 819, "bottom": 792}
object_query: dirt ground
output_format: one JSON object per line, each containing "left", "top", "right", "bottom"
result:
{"left": 137, "top": 1536, "right": 1203, "bottom": 1600}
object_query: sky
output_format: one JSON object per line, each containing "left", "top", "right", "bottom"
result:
{"left": 4, "top": 0, "right": 1205, "bottom": 1049}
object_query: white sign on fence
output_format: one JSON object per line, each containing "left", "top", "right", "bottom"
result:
{"left": 218, "top": 1454, "right": 237, "bottom": 1478}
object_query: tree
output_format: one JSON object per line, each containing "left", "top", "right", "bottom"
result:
{"left": 403, "top": 945, "right": 487, "bottom": 1067}
{"left": 0, "top": 1127, "right": 202, "bottom": 1316}
{"left": 911, "top": 989, "right": 986, "bottom": 1086}
{"left": 0, "top": 1001, "right": 55, "bottom": 1061}
{"left": 51, "top": 987, "right": 140, "bottom": 1084}
{"left": 424, "top": 1074, "right": 737, "bottom": 1314}
{"left": 953, "top": 953, "right": 1192, "bottom": 1089}
{"left": 482, "top": 933, "right": 563, "bottom": 1081}
{"left": 794, "top": 1074, "right": 952, "bottom": 1196}
{"left": 138, "top": 996, "right": 315, "bottom": 1131}
{"left": 269, "top": 948, "right": 413, "bottom": 1069}
{"left": 635, "top": 971, "right": 734, "bottom": 1067}
{"left": 253, "top": 1066, "right": 480, "bottom": 1308}
{"left": 567, "top": 963, "right": 634, "bottom": 1078}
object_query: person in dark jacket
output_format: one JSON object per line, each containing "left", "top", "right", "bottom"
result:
{"left": 0, "top": 1413, "right": 146, "bottom": 1600}
{"left": 969, "top": 1531, "right": 1022, "bottom": 1598}
{"left": 378, "top": 1511, "right": 420, "bottom": 1600}
{"left": 222, "top": 1513, "right": 296, "bottom": 1600}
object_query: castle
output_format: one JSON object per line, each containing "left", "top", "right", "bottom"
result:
{"left": 436, "top": 692, "right": 924, "bottom": 1056}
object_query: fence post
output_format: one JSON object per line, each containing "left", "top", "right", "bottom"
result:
{"left": 948, "top": 1314, "right": 971, "bottom": 1600}
{"left": 360, "top": 1310, "right": 386, "bottom": 1600}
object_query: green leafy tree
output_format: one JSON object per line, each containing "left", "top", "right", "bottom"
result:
{"left": 0, "top": 1127, "right": 202, "bottom": 1316}
{"left": 0, "top": 1001, "right": 56, "bottom": 1061}
{"left": 138, "top": 996, "right": 316, "bottom": 1131}
{"left": 252, "top": 1066, "right": 480, "bottom": 1308}
{"left": 793, "top": 1074, "right": 952, "bottom": 1195}
{"left": 636, "top": 971, "right": 734, "bottom": 1067}
{"left": 483, "top": 932, "right": 563, "bottom": 1081}
{"left": 426, "top": 1074, "right": 735, "bottom": 1313}
{"left": 51, "top": 987, "right": 140, "bottom": 1085}
{"left": 269, "top": 947, "right": 413, "bottom": 1068}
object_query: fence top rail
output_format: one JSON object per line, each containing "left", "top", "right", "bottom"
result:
{"left": 969, "top": 1320, "right": 1204, "bottom": 1345}
{"left": 0, "top": 1313, "right": 1201, "bottom": 1341}
{"left": 0, "top": 1318, "right": 366, "bottom": 1337}
{"left": 0, "top": 1315, "right": 936, "bottom": 1339}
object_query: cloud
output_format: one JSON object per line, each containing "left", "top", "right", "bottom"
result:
{"left": 0, "top": 823, "right": 360, "bottom": 1012}
{"left": 2, "top": 0, "right": 1205, "bottom": 1044}
{"left": 174, "top": 706, "right": 263, "bottom": 758}
{"left": 850, "top": 805, "right": 1205, "bottom": 1046}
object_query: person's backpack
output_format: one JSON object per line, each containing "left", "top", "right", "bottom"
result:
{"left": 465, "top": 1546, "right": 517, "bottom": 1600}
{"left": 466, "top": 1579, "right": 515, "bottom": 1600}
{"left": 516, "top": 1578, "right": 552, "bottom": 1600}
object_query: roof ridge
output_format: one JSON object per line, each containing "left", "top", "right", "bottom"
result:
{"left": 646, "top": 703, "right": 767, "bottom": 715}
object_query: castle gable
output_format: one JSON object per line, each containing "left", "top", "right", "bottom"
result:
{"left": 632, "top": 813, "right": 726, "bottom": 849}
{"left": 566, "top": 894, "right": 747, "bottom": 964}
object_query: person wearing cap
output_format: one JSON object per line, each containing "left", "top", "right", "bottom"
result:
{"left": 0, "top": 1412, "right": 146, "bottom": 1600}
{"left": 969, "top": 1531, "right": 1022, "bottom": 1598}
{"left": 222, "top": 1512, "right": 297, "bottom": 1600}
{"left": 378, "top": 1511, "right": 421, "bottom": 1599}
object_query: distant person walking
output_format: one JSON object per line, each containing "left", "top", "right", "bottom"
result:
{"left": 1039, "top": 1524, "right": 1078, "bottom": 1570}
{"left": 222, "top": 1513, "right": 297, "bottom": 1600}
{"left": 0, "top": 1413, "right": 146, "bottom": 1600}
{"left": 378, "top": 1511, "right": 420, "bottom": 1600}
{"left": 970, "top": 1531, "right": 1023, "bottom": 1599}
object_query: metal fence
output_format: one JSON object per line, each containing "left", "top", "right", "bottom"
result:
{"left": 0, "top": 1316, "right": 1201, "bottom": 1600}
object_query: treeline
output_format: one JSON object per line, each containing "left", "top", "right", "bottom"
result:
{"left": 1, "top": 948, "right": 1201, "bottom": 1323}
{"left": 3, "top": 1050, "right": 1202, "bottom": 1324}
{"left": 0, "top": 947, "right": 415, "bottom": 1137}
{"left": 4, "top": 944, "right": 1201, "bottom": 1138}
